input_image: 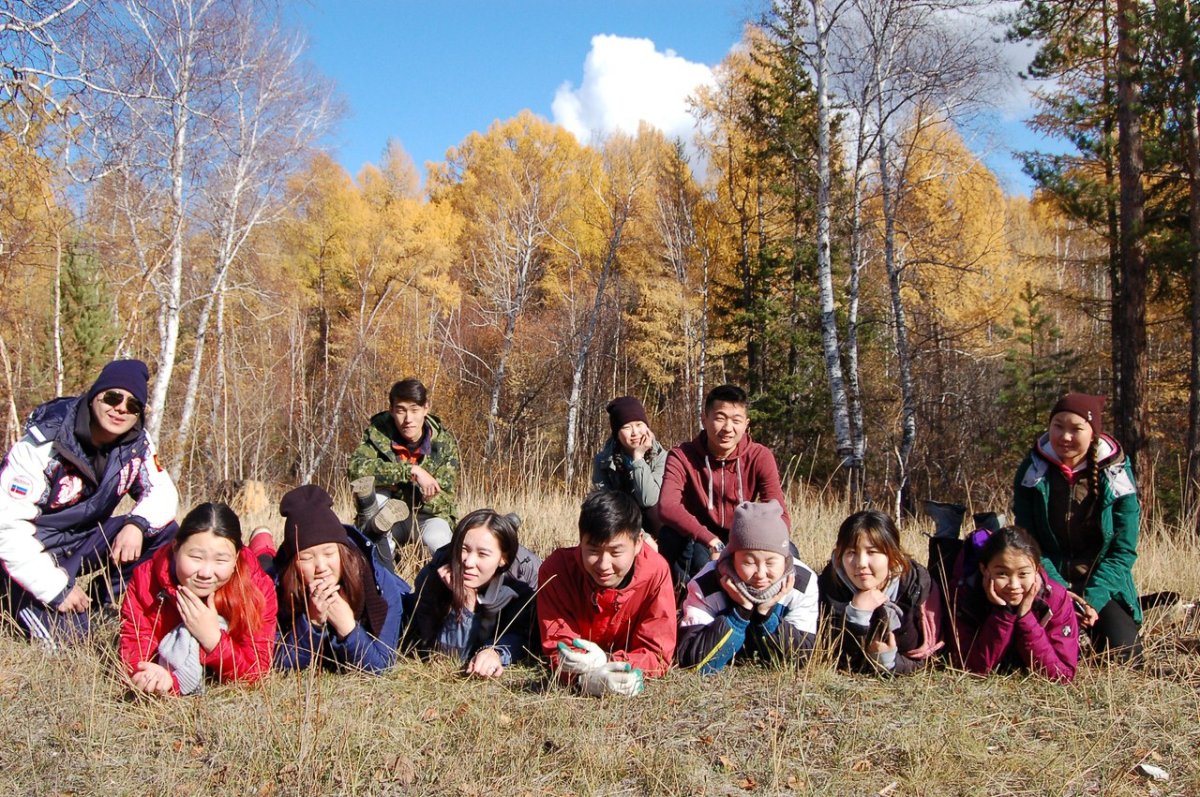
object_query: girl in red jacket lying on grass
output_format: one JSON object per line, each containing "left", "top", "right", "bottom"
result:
{"left": 120, "top": 502, "right": 277, "bottom": 695}
{"left": 946, "top": 525, "right": 1078, "bottom": 682}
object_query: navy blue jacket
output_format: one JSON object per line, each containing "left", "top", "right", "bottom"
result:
{"left": 272, "top": 527, "right": 411, "bottom": 674}
{"left": 403, "top": 544, "right": 539, "bottom": 666}
{"left": 0, "top": 395, "right": 177, "bottom": 604}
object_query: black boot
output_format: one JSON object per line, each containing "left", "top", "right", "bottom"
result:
{"left": 972, "top": 511, "right": 1006, "bottom": 533}
{"left": 925, "top": 500, "right": 966, "bottom": 540}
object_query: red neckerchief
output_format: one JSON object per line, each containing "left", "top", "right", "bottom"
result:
{"left": 391, "top": 423, "right": 432, "bottom": 464}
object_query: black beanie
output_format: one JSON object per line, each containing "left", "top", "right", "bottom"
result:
{"left": 276, "top": 484, "right": 350, "bottom": 569}
{"left": 606, "top": 396, "right": 648, "bottom": 436}
{"left": 88, "top": 359, "right": 149, "bottom": 406}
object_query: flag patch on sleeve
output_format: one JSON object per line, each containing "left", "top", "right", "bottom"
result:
{"left": 6, "top": 475, "right": 32, "bottom": 498}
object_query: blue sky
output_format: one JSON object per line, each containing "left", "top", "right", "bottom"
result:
{"left": 289, "top": 1, "right": 1051, "bottom": 195}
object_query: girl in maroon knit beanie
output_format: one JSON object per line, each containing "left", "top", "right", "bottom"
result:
{"left": 591, "top": 396, "right": 666, "bottom": 543}
{"left": 1012, "top": 393, "right": 1143, "bottom": 662}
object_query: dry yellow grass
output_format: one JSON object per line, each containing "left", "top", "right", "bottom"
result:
{"left": 2, "top": 482, "right": 1199, "bottom": 796}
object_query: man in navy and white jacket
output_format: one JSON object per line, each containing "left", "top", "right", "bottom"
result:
{"left": 0, "top": 360, "right": 179, "bottom": 642}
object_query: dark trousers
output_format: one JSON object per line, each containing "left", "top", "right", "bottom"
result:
{"left": 657, "top": 526, "right": 713, "bottom": 593}
{"left": 1090, "top": 598, "right": 1142, "bottom": 662}
{"left": 1, "top": 514, "right": 178, "bottom": 643}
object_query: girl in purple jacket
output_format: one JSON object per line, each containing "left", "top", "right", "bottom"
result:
{"left": 947, "top": 526, "right": 1078, "bottom": 683}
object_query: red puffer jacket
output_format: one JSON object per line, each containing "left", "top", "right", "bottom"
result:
{"left": 120, "top": 544, "right": 277, "bottom": 692}
{"left": 538, "top": 544, "right": 677, "bottom": 677}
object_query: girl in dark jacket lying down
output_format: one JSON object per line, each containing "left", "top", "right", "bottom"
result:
{"left": 818, "top": 509, "right": 943, "bottom": 675}
{"left": 258, "top": 484, "right": 410, "bottom": 674}
{"left": 404, "top": 509, "right": 539, "bottom": 678}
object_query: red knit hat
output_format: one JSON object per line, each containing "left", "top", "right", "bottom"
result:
{"left": 1050, "top": 393, "right": 1104, "bottom": 437}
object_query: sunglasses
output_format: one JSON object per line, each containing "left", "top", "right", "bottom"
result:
{"left": 98, "top": 390, "right": 143, "bottom": 416}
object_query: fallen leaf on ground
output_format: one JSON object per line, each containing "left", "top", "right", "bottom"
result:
{"left": 420, "top": 707, "right": 440, "bottom": 723}
{"left": 378, "top": 755, "right": 416, "bottom": 786}
{"left": 850, "top": 759, "right": 872, "bottom": 772}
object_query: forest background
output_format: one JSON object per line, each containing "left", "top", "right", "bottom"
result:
{"left": 4, "top": 0, "right": 1200, "bottom": 529}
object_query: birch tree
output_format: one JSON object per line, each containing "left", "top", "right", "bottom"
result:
{"left": 845, "top": 0, "right": 1005, "bottom": 512}
{"left": 172, "top": 15, "right": 337, "bottom": 459}
{"left": 560, "top": 131, "right": 653, "bottom": 481}
{"left": 61, "top": 0, "right": 230, "bottom": 441}
{"left": 763, "top": 0, "right": 862, "bottom": 493}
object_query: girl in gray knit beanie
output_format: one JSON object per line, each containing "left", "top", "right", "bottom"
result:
{"left": 677, "top": 500, "right": 821, "bottom": 672}
{"left": 716, "top": 500, "right": 794, "bottom": 604}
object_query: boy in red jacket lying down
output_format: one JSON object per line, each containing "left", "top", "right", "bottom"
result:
{"left": 538, "top": 490, "right": 677, "bottom": 696}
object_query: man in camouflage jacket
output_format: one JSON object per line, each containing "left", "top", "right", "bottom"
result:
{"left": 347, "top": 379, "right": 459, "bottom": 569}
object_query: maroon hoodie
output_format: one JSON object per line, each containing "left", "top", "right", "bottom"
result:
{"left": 657, "top": 431, "right": 790, "bottom": 547}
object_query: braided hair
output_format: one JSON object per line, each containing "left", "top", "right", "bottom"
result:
{"left": 1086, "top": 436, "right": 1101, "bottom": 505}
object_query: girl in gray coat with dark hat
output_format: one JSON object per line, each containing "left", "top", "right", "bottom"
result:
{"left": 591, "top": 396, "right": 666, "bottom": 539}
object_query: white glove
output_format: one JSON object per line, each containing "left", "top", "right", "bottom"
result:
{"left": 556, "top": 638, "right": 607, "bottom": 675}
{"left": 579, "top": 662, "right": 645, "bottom": 697}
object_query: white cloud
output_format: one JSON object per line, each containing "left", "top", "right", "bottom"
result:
{"left": 552, "top": 34, "right": 717, "bottom": 148}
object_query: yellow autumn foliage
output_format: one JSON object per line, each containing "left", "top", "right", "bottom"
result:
{"left": 894, "top": 117, "right": 1033, "bottom": 354}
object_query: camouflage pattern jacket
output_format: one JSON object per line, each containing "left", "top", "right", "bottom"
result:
{"left": 346, "top": 412, "right": 459, "bottom": 523}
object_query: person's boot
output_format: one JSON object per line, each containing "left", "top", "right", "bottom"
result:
{"left": 924, "top": 500, "right": 966, "bottom": 596}
{"left": 972, "top": 511, "right": 1006, "bottom": 533}
{"left": 924, "top": 500, "right": 966, "bottom": 540}
{"left": 350, "top": 476, "right": 410, "bottom": 537}
{"left": 373, "top": 498, "right": 410, "bottom": 535}
{"left": 351, "top": 476, "right": 379, "bottom": 527}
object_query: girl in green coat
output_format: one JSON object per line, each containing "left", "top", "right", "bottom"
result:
{"left": 1012, "top": 393, "right": 1142, "bottom": 662}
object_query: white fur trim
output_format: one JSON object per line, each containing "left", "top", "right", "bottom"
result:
{"left": 1107, "top": 465, "right": 1136, "bottom": 499}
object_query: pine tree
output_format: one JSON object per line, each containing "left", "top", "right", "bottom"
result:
{"left": 996, "top": 282, "right": 1081, "bottom": 454}
{"left": 59, "top": 244, "right": 117, "bottom": 392}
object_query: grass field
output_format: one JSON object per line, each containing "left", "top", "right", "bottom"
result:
{"left": 2, "top": 484, "right": 1199, "bottom": 796}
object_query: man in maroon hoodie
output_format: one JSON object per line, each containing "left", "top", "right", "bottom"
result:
{"left": 657, "top": 384, "right": 791, "bottom": 588}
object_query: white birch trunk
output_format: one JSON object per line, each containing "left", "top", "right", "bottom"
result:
{"left": 809, "top": 0, "right": 854, "bottom": 473}
{"left": 564, "top": 190, "right": 634, "bottom": 482}
{"left": 52, "top": 228, "right": 63, "bottom": 395}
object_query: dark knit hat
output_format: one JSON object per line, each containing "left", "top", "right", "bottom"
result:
{"left": 1050, "top": 393, "right": 1104, "bottom": 437}
{"left": 88, "top": 359, "right": 149, "bottom": 406}
{"left": 276, "top": 484, "right": 350, "bottom": 569}
{"left": 726, "top": 500, "right": 791, "bottom": 557}
{"left": 606, "top": 396, "right": 649, "bottom": 436}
